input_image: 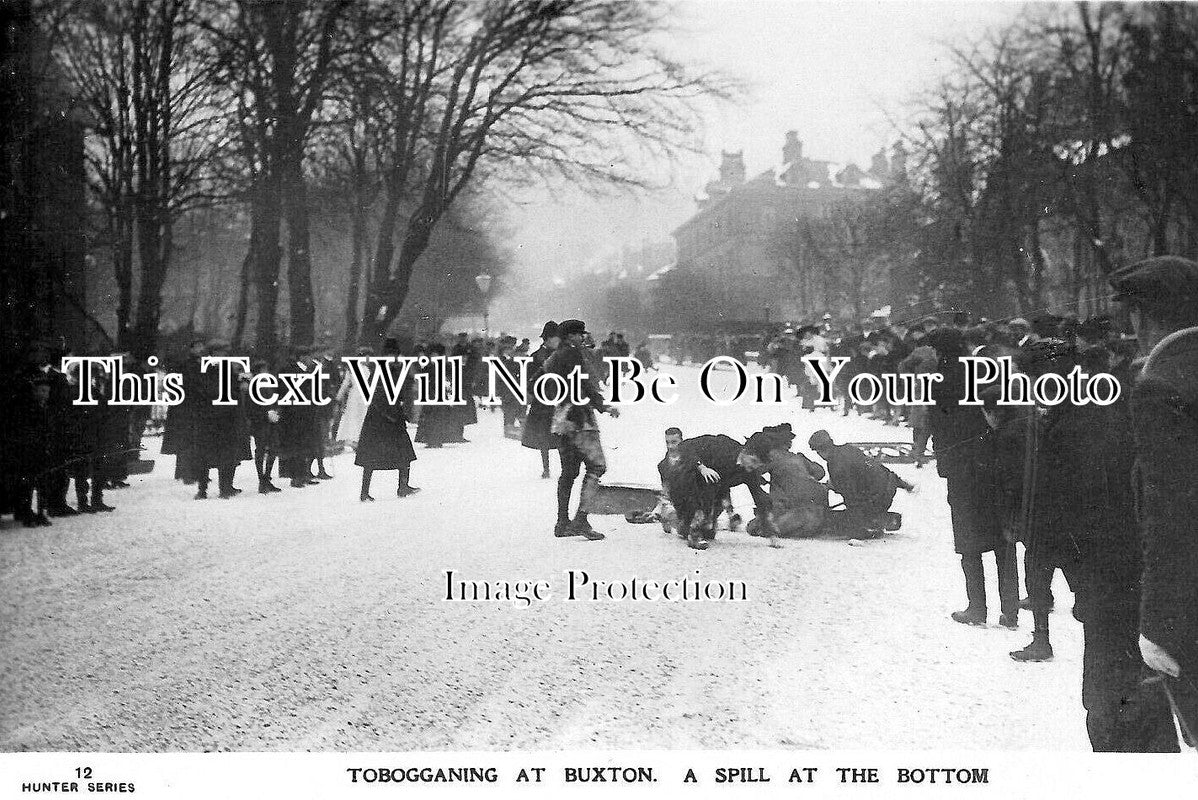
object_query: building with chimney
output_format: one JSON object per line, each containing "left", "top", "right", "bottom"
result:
{"left": 666, "top": 132, "right": 899, "bottom": 326}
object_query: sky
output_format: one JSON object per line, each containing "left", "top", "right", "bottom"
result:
{"left": 494, "top": 0, "right": 1025, "bottom": 319}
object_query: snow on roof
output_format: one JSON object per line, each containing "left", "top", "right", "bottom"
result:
{"left": 773, "top": 162, "right": 794, "bottom": 187}
{"left": 646, "top": 263, "right": 675, "bottom": 281}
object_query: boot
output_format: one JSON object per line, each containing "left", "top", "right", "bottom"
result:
{"left": 569, "top": 513, "right": 604, "bottom": 541}
{"left": 951, "top": 609, "right": 987, "bottom": 626}
{"left": 90, "top": 488, "right": 115, "bottom": 512}
{"left": 554, "top": 519, "right": 581, "bottom": 537}
{"left": 397, "top": 466, "right": 420, "bottom": 497}
{"left": 1019, "top": 596, "right": 1053, "bottom": 613}
{"left": 998, "top": 613, "right": 1019, "bottom": 629}
{"left": 1009, "top": 633, "right": 1054, "bottom": 662}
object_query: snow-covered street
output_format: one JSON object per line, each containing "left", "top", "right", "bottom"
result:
{"left": 0, "top": 364, "right": 1088, "bottom": 751}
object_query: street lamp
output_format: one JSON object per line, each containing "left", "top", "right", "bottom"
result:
{"left": 474, "top": 273, "right": 493, "bottom": 337}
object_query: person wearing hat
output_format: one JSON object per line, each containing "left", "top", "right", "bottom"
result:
{"left": 946, "top": 384, "right": 1023, "bottom": 630}
{"left": 1113, "top": 255, "right": 1198, "bottom": 748}
{"left": 1011, "top": 329, "right": 1179, "bottom": 751}
{"left": 543, "top": 319, "right": 618, "bottom": 540}
{"left": 10, "top": 373, "right": 55, "bottom": 526}
{"left": 355, "top": 337, "right": 419, "bottom": 502}
{"left": 659, "top": 429, "right": 768, "bottom": 550}
{"left": 737, "top": 424, "right": 827, "bottom": 544}
{"left": 187, "top": 340, "right": 252, "bottom": 499}
{"left": 807, "top": 430, "right": 913, "bottom": 538}
{"left": 521, "top": 321, "right": 562, "bottom": 478}
{"left": 926, "top": 326, "right": 1013, "bottom": 621}
{"left": 275, "top": 344, "right": 323, "bottom": 488}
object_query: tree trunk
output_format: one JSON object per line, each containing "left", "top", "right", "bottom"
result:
{"left": 112, "top": 207, "right": 135, "bottom": 350}
{"left": 131, "top": 190, "right": 170, "bottom": 359}
{"left": 367, "top": 204, "right": 439, "bottom": 341}
{"left": 343, "top": 166, "right": 367, "bottom": 351}
{"left": 283, "top": 153, "right": 314, "bottom": 346}
{"left": 359, "top": 171, "right": 405, "bottom": 342}
{"left": 1152, "top": 193, "right": 1173, "bottom": 255}
{"left": 232, "top": 208, "right": 257, "bottom": 348}
{"left": 252, "top": 175, "right": 284, "bottom": 356}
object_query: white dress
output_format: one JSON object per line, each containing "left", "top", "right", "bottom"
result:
{"left": 335, "top": 371, "right": 369, "bottom": 447}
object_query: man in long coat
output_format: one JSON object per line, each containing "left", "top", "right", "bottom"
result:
{"left": 1013, "top": 337, "right": 1179, "bottom": 751}
{"left": 521, "top": 321, "right": 560, "bottom": 478}
{"left": 187, "top": 341, "right": 251, "bottom": 499}
{"left": 1113, "top": 255, "right": 1198, "bottom": 748}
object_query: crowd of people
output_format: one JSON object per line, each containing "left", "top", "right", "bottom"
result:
{"left": 2, "top": 254, "right": 1194, "bottom": 752}
{"left": 1, "top": 343, "right": 147, "bottom": 526}
{"left": 516, "top": 257, "right": 1196, "bottom": 753}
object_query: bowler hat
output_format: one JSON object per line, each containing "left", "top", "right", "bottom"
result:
{"left": 539, "top": 321, "right": 559, "bottom": 339}
{"left": 558, "top": 319, "right": 587, "bottom": 337}
{"left": 1110, "top": 256, "right": 1198, "bottom": 313}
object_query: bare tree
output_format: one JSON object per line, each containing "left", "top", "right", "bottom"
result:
{"left": 205, "top": 0, "right": 353, "bottom": 352}
{"left": 58, "top": 0, "right": 217, "bottom": 357}
{"left": 355, "top": 0, "right": 728, "bottom": 342}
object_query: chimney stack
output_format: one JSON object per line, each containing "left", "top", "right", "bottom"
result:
{"left": 783, "top": 130, "right": 803, "bottom": 164}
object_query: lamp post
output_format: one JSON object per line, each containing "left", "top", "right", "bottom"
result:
{"left": 474, "top": 273, "right": 493, "bottom": 337}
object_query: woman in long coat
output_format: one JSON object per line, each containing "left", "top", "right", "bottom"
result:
{"left": 520, "top": 321, "right": 560, "bottom": 477}
{"left": 356, "top": 358, "right": 418, "bottom": 501}
{"left": 162, "top": 341, "right": 207, "bottom": 483}
{"left": 414, "top": 342, "right": 458, "bottom": 448}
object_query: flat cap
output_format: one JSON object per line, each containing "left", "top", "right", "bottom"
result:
{"left": 1110, "top": 256, "right": 1198, "bottom": 310}
{"left": 808, "top": 429, "right": 834, "bottom": 450}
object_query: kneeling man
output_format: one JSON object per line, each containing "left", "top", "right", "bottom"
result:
{"left": 658, "top": 429, "right": 767, "bottom": 550}
{"left": 808, "top": 429, "right": 913, "bottom": 537}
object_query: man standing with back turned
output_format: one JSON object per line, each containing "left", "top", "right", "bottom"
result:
{"left": 1112, "top": 255, "right": 1198, "bottom": 749}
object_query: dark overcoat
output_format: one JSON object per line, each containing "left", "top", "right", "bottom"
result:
{"left": 521, "top": 344, "right": 559, "bottom": 450}
{"left": 355, "top": 364, "right": 416, "bottom": 469}
{"left": 188, "top": 368, "right": 252, "bottom": 469}
{"left": 1131, "top": 329, "right": 1198, "bottom": 692}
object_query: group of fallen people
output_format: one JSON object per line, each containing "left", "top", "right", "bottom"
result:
{"left": 653, "top": 423, "right": 914, "bottom": 550}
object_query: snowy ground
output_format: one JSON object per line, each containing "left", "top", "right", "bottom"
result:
{"left": 0, "top": 363, "right": 1089, "bottom": 751}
